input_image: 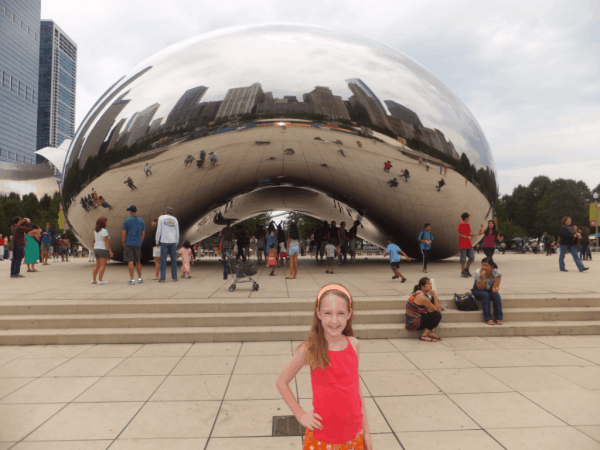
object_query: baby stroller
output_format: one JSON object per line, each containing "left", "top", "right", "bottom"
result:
{"left": 224, "top": 253, "right": 259, "bottom": 292}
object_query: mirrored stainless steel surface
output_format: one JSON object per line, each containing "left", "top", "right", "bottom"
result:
{"left": 61, "top": 24, "right": 497, "bottom": 261}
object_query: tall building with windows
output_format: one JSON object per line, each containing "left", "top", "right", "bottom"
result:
{"left": 0, "top": 0, "right": 42, "bottom": 164}
{"left": 36, "top": 20, "right": 77, "bottom": 158}
{"left": 216, "top": 82, "right": 264, "bottom": 119}
{"left": 346, "top": 78, "right": 391, "bottom": 130}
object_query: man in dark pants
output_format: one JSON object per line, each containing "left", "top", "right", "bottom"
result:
{"left": 10, "top": 216, "right": 32, "bottom": 278}
{"left": 122, "top": 205, "right": 145, "bottom": 285}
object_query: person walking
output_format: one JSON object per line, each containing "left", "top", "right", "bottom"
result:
{"left": 92, "top": 216, "right": 113, "bottom": 285}
{"left": 286, "top": 222, "right": 301, "bottom": 279}
{"left": 482, "top": 220, "right": 503, "bottom": 260}
{"left": 254, "top": 224, "right": 266, "bottom": 264}
{"left": 417, "top": 223, "right": 433, "bottom": 273}
{"left": 439, "top": 165, "right": 443, "bottom": 174}
{"left": 122, "top": 205, "right": 145, "bottom": 285}
{"left": 25, "top": 226, "right": 41, "bottom": 272}
{"left": 383, "top": 161, "right": 392, "bottom": 172}
{"left": 405, "top": 277, "right": 443, "bottom": 341}
{"left": 559, "top": 216, "right": 588, "bottom": 272}
{"left": 276, "top": 284, "right": 373, "bottom": 450}
{"left": 197, "top": 150, "right": 206, "bottom": 168}
{"left": 316, "top": 221, "right": 329, "bottom": 262}
{"left": 53, "top": 233, "right": 61, "bottom": 262}
{"left": 40, "top": 223, "right": 53, "bottom": 265}
{"left": 402, "top": 169, "right": 410, "bottom": 182}
{"left": 435, "top": 178, "right": 445, "bottom": 192}
{"left": 457, "top": 212, "right": 484, "bottom": 278}
{"left": 156, "top": 206, "right": 180, "bottom": 282}
{"left": 543, "top": 232, "right": 553, "bottom": 256}
{"left": 425, "top": 162, "right": 430, "bottom": 171}
{"left": 266, "top": 222, "right": 278, "bottom": 263}
{"left": 124, "top": 177, "right": 137, "bottom": 190}
{"left": 472, "top": 257, "right": 504, "bottom": 325}
{"left": 184, "top": 155, "right": 195, "bottom": 167}
{"left": 144, "top": 163, "right": 153, "bottom": 176}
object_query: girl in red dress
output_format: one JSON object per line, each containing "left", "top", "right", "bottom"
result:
{"left": 277, "top": 284, "right": 373, "bottom": 450}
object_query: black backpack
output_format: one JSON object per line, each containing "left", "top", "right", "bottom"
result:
{"left": 454, "top": 292, "right": 479, "bottom": 311}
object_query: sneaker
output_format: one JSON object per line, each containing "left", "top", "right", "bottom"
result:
{"left": 560, "top": 269, "right": 568, "bottom": 272}
{"left": 461, "top": 270, "right": 469, "bottom": 278}
{"left": 91, "top": 280, "right": 97, "bottom": 284}
{"left": 401, "top": 277, "right": 407, "bottom": 283}
{"left": 138, "top": 278, "right": 143, "bottom": 283}
{"left": 392, "top": 275, "right": 399, "bottom": 279}
{"left": 581, "top": 267, "right": 589, "bottom": 272}
{"left": 330, "top": 271, "right": 334, "bottom": 274}
{"left": 173, "top": 278, "right": 178, "bottom": 282}
{"left": 128, "top": 280, "right": 135, "bottom": 285}
{"left": 15, "top": 274, "right": 25, "bottom": 278}
{"left": 153, "top": 276, "right": 159, "bottom": 280}
{"left": 423, "top": 269, "right": 428, "bottom": 273}
{"left": 326, "top": 270, "right": 330, "bottom": 273}
{"left": 158, "top": 279, "right": 165, "bottom": 283}
{"left": 98, "top": 281, "right": 108, "bottom": 285}
{"left": 466, "top": 269, "right": 472, "bottom": 277}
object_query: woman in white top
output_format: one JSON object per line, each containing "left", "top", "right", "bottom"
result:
{"left": 92, "top": 216, "right": 113, "bottom": 285}
{"left": 286, "top": 222, "right": 301, "bottom": 279}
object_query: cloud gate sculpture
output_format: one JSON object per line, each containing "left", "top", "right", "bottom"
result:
{"left": 61, "top": 24, "right": 497, "bottom": 261}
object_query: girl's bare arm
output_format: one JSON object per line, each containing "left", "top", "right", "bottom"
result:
{"left": 276, "top": 342, "right": 308, "bottom": 420}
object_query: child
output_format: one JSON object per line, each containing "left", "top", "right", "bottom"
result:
{"left": 178, "top": 240, "right": 193, "bottom": 278}
{"left": 267, "top": 242, "right": 278, "bottom": 276}
{"left": 276, "top": 284, "right": 372, "bottom": 450}
{"left": 383, "top": 161, "right": 392, "bottom": 172}
{"left": 278, "top": 240, "right": 288, "bottom": 267}
{"left": 384, "top": 236, "right": 410, "bottom": 282}
{"left": 324, "top": 239, "right": 339, "bottom": 274}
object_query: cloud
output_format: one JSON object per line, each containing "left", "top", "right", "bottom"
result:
{"left": 41, "top": 0, "right": 600, "bottom": 195}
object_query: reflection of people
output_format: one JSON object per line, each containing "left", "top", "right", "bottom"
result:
{"left": 184, "top": 155, "right": 195, "bottom": 167}
{"left": 124, "top": 177, "right": 137, "bottom": 190}
{"left": 425, "top": 162, "right": 430, "bottom": 171}
{"left": 356, "top": 141, "right": 362, "bottom": 148}
{"left": 472, "top": 257, "right": 503, "bottom": 326}
{"left": 436, "top": 179, "right": 445, "bottom": 192}
{"left": 383, "top": 161, "right": 392, "bottom": 172}
{"left": 209, "top": 152, "right": 218, "bottom": 167}
{"left": 388, "top": 178, "right": 399, "bottom": 187}
{"left": 98, "top": 196, "right": 113, "bottom": 210}
{"left": 276, "top": 284, "right": 372, "bottom": 450}
{"left": 197, "top": 150, "right": 206, "bottom": 169}
{"left": 144, "top": 163, "right": 152, "bottom": 176}
{"left": 402, "top": 169, "right": 410, "bottom": 182}
{"left": 337, "top": 149, "right": 346, "bottom": 157}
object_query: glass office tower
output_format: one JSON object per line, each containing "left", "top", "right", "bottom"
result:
{"left": 0, "top": 0, "right": 41, "bottom": 164}
{"left": 36, "top": 20, "right": 77, "bottom": 156}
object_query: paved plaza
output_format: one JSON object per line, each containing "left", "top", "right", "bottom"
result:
{"left": 0, "top": 253, "right": 599, "bottom": 449}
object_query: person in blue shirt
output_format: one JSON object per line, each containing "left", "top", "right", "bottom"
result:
{"left": 418, "top": 223, "right": 434, "bottom": 273}
{"left": 122, "top": 205, "right": 146, "bottom": 285}
{"left": 40, "top": 223, "right": 53, "bottom": 265}
{"left": 384, "top": 236, "right": 411, "bottom": 282}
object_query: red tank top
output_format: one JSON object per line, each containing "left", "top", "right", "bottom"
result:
{"left": 310, "top": 335, "right": 362, "bottom": 444}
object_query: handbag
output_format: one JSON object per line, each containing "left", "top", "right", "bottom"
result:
{"left": 454, "top": 292, "right": 479, "bottom": 311}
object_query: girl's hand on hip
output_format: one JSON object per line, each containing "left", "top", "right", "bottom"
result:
{"left": 299, "top": 412, "right": 322, "bottom": 431}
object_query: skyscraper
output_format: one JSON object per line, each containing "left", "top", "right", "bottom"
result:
{"left": 302, "top": 87, "right": 350, "bottom": 120}
{"left": 216, "top": 82, "right": 264, "bottom": 119}
{"left": 346, "top": 79, "right": 391, "bottom": 130}
{"left": 384, "top": 100, "right": 423, "bottom": 127}
{"left": 165, "top": 86, "right": 207, "bottom": 129}
{"left": 0, "top": 0, "right": 41, "bottom": 164}
{"left": 36, "top": 20, "right": 77, "bottom": 158}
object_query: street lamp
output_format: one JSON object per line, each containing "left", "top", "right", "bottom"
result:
{"left": 594, "top": 193, "right": 599, "bottom": 252}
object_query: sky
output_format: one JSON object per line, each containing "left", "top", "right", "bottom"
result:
{"left": 41, "top": 0, "right": 600, "bottom": 196}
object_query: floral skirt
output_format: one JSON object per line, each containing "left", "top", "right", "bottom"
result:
{"left": 303, "top": 428, "right": 363, "bottom": 450}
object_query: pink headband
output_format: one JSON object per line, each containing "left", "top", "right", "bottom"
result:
{"left": 317, "top": 284, "right": 353, "bottom": 309}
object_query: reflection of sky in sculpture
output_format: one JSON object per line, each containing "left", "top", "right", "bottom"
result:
{"left": 71, "top": 24, "right": 494, "bottom": 172}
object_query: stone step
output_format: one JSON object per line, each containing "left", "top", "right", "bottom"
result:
{"left": 3, "top": 307, "right": 600, "bottom": 330}
{"left": 1, "top": 320, "right": 599, "bottom": 345}
{"left": 1, "top": 294, "right": 599, "bottom": 316}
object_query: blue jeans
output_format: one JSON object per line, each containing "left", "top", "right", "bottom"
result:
{"left": 579, "top": 245, "right": 591, "bottom": 260}
{"left": 160, "top": 243, "right": 178, "bottom": 280}
{"left": 472, "top": 287, "right": 503, "bottom": 321}
{"left": 559, "top": 244, "right": 585, "bottom": 271}
{"left": 11, "top": 245, "right": 24, "bottom": 276}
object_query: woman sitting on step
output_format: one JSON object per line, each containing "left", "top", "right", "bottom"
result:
{"left": 472, "top": 257, "right": 503, "bottom": 325}
{"left": 405, "top": 277, "right": 443, "bottom": 342}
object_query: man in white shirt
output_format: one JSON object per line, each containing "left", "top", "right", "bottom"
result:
{"left": 156, "top": 206, "right": 180, "bottom": 282}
